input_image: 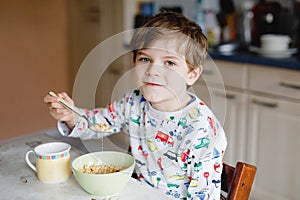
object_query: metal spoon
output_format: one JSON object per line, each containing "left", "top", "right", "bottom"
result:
{"left": 48, "top": 91, "right": 113, "bottom": 133}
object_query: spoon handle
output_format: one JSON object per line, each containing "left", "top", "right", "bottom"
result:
{"left": 48, "top": 91, "right": 84, "bottom": 118}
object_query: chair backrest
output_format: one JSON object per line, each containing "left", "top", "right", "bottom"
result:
{"left": 221, "top": 161, "right": 257, "bottom": 200}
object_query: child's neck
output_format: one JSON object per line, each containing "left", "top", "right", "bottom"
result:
{"left": 150, "top": 93, "right": 192, "bottom": 112}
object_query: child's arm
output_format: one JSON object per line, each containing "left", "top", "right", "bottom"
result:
{"left": 187, "top": 129, "right": 227, "bottom": 199}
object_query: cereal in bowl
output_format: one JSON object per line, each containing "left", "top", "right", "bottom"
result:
{"left": 90, "top": 123, "right": 113, "bottom": 132}
{"left": 81, "top": 164, "right": 124, "bottom": 174}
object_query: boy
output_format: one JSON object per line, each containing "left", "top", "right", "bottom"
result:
{"left": 44, "top": 11, "right": 227, "bottom": 199}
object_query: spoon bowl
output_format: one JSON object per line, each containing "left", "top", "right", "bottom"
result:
{"left": 48, "top": 91, "right": 113, "bottom": 133}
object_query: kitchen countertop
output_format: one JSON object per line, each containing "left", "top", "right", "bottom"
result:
{"left": 0, "top": 130, "right": 169, "bottom": 200}
{"left": 124, "top": 43, "right": 300, "bottom": 70}
{"left": 209, "top": 50, "right": 300, "bottom": 71}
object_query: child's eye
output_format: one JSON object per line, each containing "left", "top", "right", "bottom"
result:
{"left": 138, "top": 57, "right": 150, "bottom": 63}
{"left": 165, "top": 61, "right": 176, "bottom": 67}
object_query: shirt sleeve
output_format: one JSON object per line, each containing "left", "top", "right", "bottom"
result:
{"left": 57, "top": 116, "right": 101, "bottom": 139}
{"left": 56, "top": 93, "right": 129, "bottom": 140}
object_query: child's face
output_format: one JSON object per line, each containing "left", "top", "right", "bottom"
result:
{"left": 134, "top": 38, "right": 201, "bottom": 111}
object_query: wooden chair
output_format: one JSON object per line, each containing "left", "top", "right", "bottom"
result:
{"left": 221, "top": 162, "right": 257, "bottom": 200}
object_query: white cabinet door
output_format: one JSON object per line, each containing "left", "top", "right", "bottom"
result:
{"left": 192, "top": 84, "right": 248, "bottom": 166}
{"left": 247, "top": 95, "right": 300, "bottom": 200}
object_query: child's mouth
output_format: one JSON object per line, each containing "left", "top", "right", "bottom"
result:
{"left": 144, "top": 82, "right": 162, "bottom": 87}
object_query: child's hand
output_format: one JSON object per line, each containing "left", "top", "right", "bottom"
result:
{"left": 43, "top": 92, "right": 75, "bottom": 129}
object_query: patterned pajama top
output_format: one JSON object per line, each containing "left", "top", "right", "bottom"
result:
{"left": 58, "top": 89, "right": 227, "bottom": 199}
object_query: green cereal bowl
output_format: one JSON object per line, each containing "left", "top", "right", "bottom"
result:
{"left": 72, "top": 151, "right": 135, "bottom": 196}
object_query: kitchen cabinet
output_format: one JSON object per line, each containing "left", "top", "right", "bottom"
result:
{"left": 196, "top": 60, "right": 300, "bottom": 200}
{"left": 247, "top": 65, "right": 300, "bottom": 200}
{"left": 247, "top": 94, "right": 300, "bottom": 200}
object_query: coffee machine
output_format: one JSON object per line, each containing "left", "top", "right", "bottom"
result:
{"left": 250, "top": 0, "right": 294, "bottom": 46}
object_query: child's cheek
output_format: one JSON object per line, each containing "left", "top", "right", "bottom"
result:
{"left": 134, "top": 67, "right": 145, "bottom": 86}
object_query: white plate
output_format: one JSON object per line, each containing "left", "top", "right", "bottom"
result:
{"left": 249, "top": 46, "right": 298, "bottom": 58}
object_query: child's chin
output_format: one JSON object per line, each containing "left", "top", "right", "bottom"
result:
{"left": 141, "top": 91, "right": 160, "bottom": 102}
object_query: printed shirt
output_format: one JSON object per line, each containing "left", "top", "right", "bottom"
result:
{"left": 58, "top": 89, "right": 227, "bottom": 199}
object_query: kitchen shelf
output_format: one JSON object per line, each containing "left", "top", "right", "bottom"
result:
{"left": 209, "top": 50, "right": 300, "bottom": 71}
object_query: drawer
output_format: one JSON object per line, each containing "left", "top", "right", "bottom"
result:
{"left": 249, "top": 65, "right": 300, "bottom": 100}
{"left": 199, "top": 59, "right": 248, "bottom": 89}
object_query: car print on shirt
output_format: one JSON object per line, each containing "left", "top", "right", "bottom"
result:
{"left": 135, "top": 159, "right": 146, "bottom": 167}
{"left": 169, "top": 130, "right": 183, "bottom": 140}
{"left": 194, "top": 137, "right": 210, "bottom": 149}
{"left": 166, "top": 190, "right": 181, "bottom": 198}
{"left": 177, "top": 117, "right": 188, "bottom": 128}
{"left": 163, "top": 150, "right": 178, "bottom": 162}
{"left": 155, "top": 131, "right": 174, "bottom": 147}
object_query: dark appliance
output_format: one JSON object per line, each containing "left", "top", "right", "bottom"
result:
{"left": 250, "top": 0, "right": 293, "bottom": 46}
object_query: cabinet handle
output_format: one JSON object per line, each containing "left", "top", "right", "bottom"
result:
{"left": 252, "top": 99, "right": 278, "bottom": 108}
{"left": 279, "top": 81, "right": 300, "bottom": 90}
{"left": 215, "top": 91, "right": 236, "bottom": 99}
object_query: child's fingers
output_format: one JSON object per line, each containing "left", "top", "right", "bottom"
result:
{"left": 43, "top": 94, "right": 58, "bottom": 104}
{"left": 50, "top": 101, "right": 65, "bottom": 109}
{"left": 50, "top": 107, "right": 71, "bottom": 115}
{"left": 49, "top": 107, "right": 72, "bottom": 120}
{"left": 57, "top": 92, "right": 73, "bottom": 105}
{"left": 44, "top": 91, "right": 74, "bottom": 122}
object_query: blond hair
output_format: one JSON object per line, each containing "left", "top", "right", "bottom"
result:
{"left": 130, "top": 11, "right": 208, "bottom": 69}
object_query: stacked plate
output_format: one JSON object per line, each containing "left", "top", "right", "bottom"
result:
{"left": 249, "top": 34, "right": 298, "bottom": 58}
{"left": 249, "top": 46, "right": 298, "bottom": 58}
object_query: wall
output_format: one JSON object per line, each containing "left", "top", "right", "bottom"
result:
{"left": 0, "top": 1, "right": 71, "bottom": 140}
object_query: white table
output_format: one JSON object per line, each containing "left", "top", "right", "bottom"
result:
{"left": 0, "top": 131, "right": 169, "bottom": 200}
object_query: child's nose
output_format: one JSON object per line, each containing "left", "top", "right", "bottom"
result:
{"left": 146, "top": 63, "right": 160, "bottom": 76}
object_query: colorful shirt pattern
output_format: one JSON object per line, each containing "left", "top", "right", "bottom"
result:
{"left": 58, "top": 89, "right": 227, "bottom": 199}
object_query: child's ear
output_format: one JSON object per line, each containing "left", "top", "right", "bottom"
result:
{"left": 187, "top": 65, "right": 202, "bottom": 86}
